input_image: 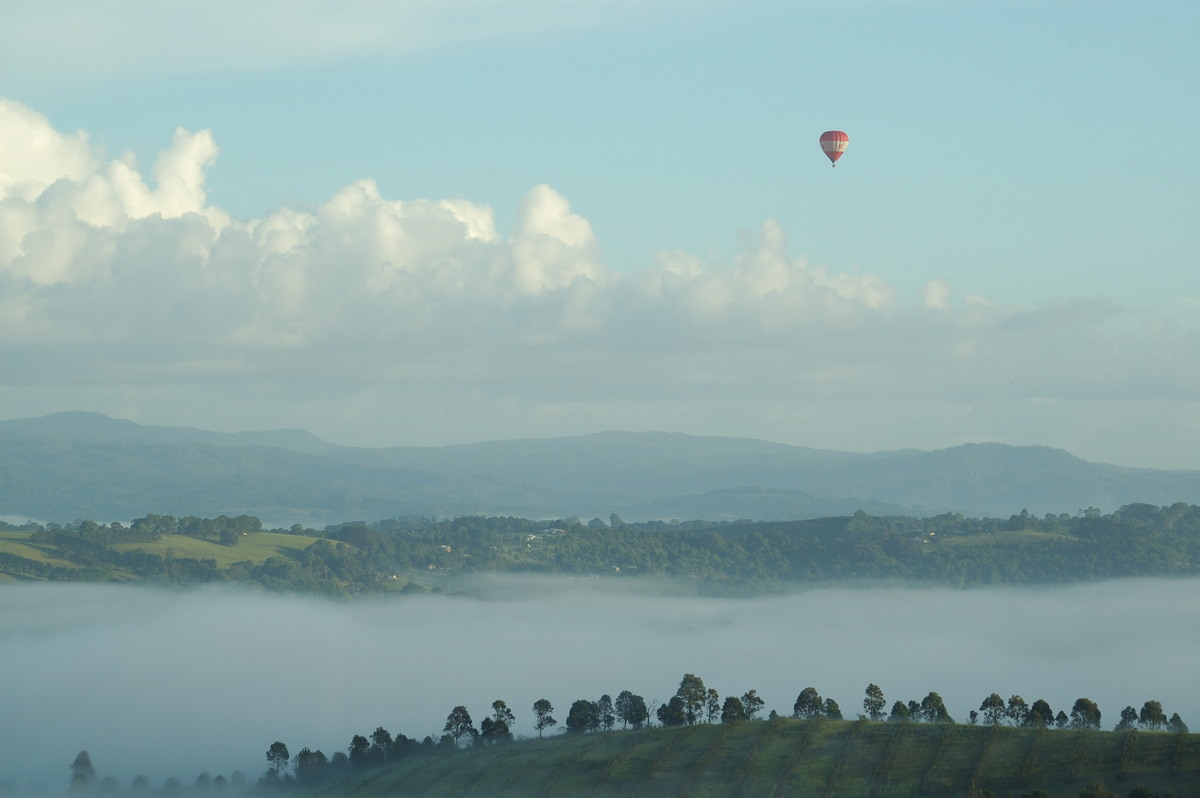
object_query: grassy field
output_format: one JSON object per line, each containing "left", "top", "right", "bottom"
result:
{"left": 295, "top": 718, "right": 1200, "bottom": 798}
{"left": 110, "top": 531, "right": 320, "bottom": 567}
{"left": 0, "top": 530, "right": 79, "bottom": 576}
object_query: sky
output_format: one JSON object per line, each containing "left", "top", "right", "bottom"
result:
{"left": 0, "top": 0, "right": 1198, "bottom": 468}
{"left": 4, "top": 578, "right": 1200, "bottom": 787}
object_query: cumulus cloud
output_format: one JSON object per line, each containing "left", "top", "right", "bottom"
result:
{"left": 0, "top": 98, "right": 1197, "bottom": 467}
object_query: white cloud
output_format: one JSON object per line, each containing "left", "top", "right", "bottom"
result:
{"left": 0, "top": 99, "right": 1198, "bottom": 468}
{"left": 922, "top": 278, "right": 950, "bottom": 310}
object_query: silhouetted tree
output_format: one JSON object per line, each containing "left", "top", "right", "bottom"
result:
{"left": 705, "top": 688, "right": 721, "bottom": 724}
{"left": 1028, "top": 699, "right": 1054, "bottom": 727}
{"left": 676, "top": 674, "right": 707, "bottom": 725}
{"left": 615, "top": 691, "right": 649, "bottom": 729}
{"left": 293, "top": 749, "right": 328, "bottom": 783}
{"left": 69, "top": 751, "right": 97, "bottom": 792}
{"left": 443, "top": 706, "right": 478, "bottom": 747}
{"left": 533, "top": 698, "right": 557, "bottom": 736}
{"left": 980, "top": 694, "right": 1006, "bottom": 726}
{"left": 597, "top": 695, "right": 616, "bottom": 731}
{"left": 793, "top": 687, "right": 823, "bottom": 719}
{"left": 566, "top": 699, "right": 599, "bottom": 733}
{"left": 266, "top": 743, "right": 289, "bottom": 775}
{"left": 863, "top": 684, "right": 886, "bottom": 721}
{"left": 1070, "top": 698, "right": 1102, "bottom": 730}
{"left": 921, "top": 692, "right": 953, "bottom": 724}
{"left": 657, "top": 696, "right": 687, "bottom": 727}
{"left": 1138, "top": 701, "right": 1167, "bottom": 730}
{"left": 742, "top": 690, "right": 765, "bottom": 720}
{"left": 1006, "top": 695, "right": 1028, "bottom": 726}
{"left": 721, "top": 696, "right": 747, "bottom": 723}
{"left": 348, "top": 735, "right": 370, "bottom": 768}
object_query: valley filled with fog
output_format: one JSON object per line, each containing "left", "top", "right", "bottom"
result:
{"left": 3, "top": 577, "right": 1198, "bottom": 789}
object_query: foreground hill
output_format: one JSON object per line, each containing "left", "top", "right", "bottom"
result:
{"left": 292, "top": 717, "right": 1199, "bottom": 798}
{"left": 3, "top": 412, "right": 1200, "bottom": 524}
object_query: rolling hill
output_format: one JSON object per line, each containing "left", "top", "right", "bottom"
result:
{"left": 287, "top": 717, "right": 1199, "bottom": 798}
{"left": 2, "top": 412, "right": 1199, "bottom": 525}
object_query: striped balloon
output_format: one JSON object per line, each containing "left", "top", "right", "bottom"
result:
{"left": 819, "top": 130, "right": 849, "bottom": 166}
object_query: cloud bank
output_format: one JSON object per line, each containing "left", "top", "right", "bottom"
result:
{"left": 0, "top": 97, "right": 1197, "bottom": 467}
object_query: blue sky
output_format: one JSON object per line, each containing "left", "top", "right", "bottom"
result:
{"left": 1, "top": 0, "right": 1198, "bottom": 470}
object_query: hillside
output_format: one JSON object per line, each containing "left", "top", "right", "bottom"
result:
{"left": 3, "top": 413, "right": 1200, "bottom": 524}
{"left": 287, "top": 717, "right": 1200, "bottom": 798}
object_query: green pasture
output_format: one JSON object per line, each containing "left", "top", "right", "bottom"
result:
{"left": 112, "top": 531, "right": 320, "bottom": 567}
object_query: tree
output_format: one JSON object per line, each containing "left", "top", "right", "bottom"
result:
{"left": 347, "top": 735, "right": 370, "bottom": 769}
{"left": 979, "top": 693, "right": 1006, "bottom": 726}
{"left": 1027, "top": 699, "right": 1054, "bottom": 727}
{"left": 443, "top": 706, "right": 478, "bottom": 747}
{"left": 1070, "top": 698, "right": 1102, "bottom": 730}
{"left": 705, "top": 688, "right": 721, "bottom": 724}
{"left": 676, "top": 674, "right": 707, "bottom": 725}
{"left": 657, "top": 695, "right": 687, "bottom": 727}
{"left": 921, "top": 692, "right": 953, "bottom": 724}
{"left": 369, "top": 727, "right": 392, "bottom": 763}
{"left": 1138, "top": 700, "right": 1167, "bottom": 730}
{"left": 823, "top": 698, "right": 843, "bottom": 721}
{"left": 566, "top": 699, "right": 599, "bottom": 733}
{"left": 615, "top": 690, "right": 649, "bottom": 730}
{"left": 597, "top": 695, "right": 616, "bottom": 732}
{"left": 1168, "top": 713, "right": 1189, "bottom": 734}
{"left": 721, "top": 696, "right": 747, "bottom": 723}
{"left": 70, "top": 751, "right": 97, "bottom": 791}
{"left": 863, "top": 684, "right": 886, "bottom": 722}
{"left": 888, "top": 701, "right": 910, "bottom": 723}
{"left": 533, "top": 698, "right": 557, "bottom": 736}
{"left": 1115, "top": 706, "right": 1138, "bottom": 731}
{"left": 292, "top": 749, "right": 328, "bottom": 784}
{"left": 793, "top": 687, "right": 824, "bottom": 719}
{"left": 266, "top": 743, "right": 289, "bottom": 774}
{"left": 1005, "top": 695, "right": 1029, "bottom": 726}
{"left": 742, "top": 690, "right": 765, "bottom": 721}
{"left": 492, "top": 700, "right": 516, "bottom": 729}
{"left": 486, "top": 700, "right": 515, "bottom": 743}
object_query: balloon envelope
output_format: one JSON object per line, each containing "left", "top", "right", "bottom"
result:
{"left": 819, "top": 130, "right": 849, "bottom": 165}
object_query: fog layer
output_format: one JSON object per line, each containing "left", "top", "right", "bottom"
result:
{"left": 3, "top": 578, "right": 1198, "bottom": 786}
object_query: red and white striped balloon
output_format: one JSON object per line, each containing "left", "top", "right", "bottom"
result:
{"left": 819, "top": 130, "right": 849, "bottom": 166}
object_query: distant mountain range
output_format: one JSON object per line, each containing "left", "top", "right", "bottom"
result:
{"left": 2, "top": 411, "right": 1199, "bottom": 525}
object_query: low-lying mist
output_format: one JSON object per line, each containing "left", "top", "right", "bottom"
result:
{"left": 4, "top": 577, "right": 1198, "bottom": 789}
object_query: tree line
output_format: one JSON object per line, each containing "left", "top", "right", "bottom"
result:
{"left": 9, "top": 501, "right": 1200, "bottom": 592}
{"left": 253, "top": 675, "right": 1190, "bottom": 789}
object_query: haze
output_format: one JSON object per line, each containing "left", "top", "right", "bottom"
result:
{"left": 4, "top": 577, "right": 1198, "bottom": 788}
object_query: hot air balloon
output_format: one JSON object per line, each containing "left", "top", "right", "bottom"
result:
{"left": 819, "top": 130, "right": 849, "bottom": 167}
